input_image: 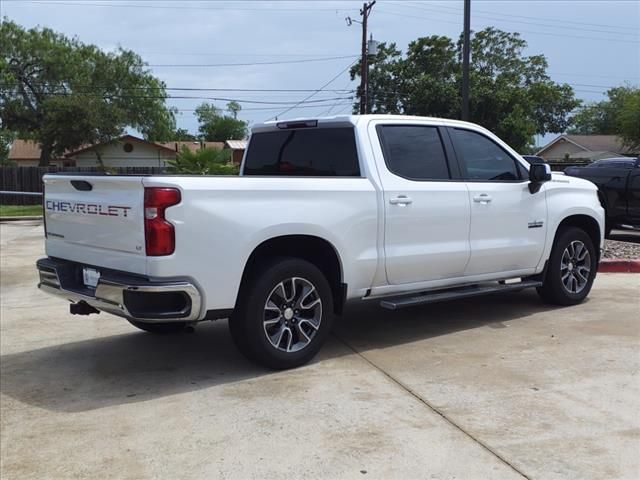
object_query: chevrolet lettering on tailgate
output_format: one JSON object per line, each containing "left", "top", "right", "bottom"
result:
{"left": 45, "top": 200, "right": 132, "bottom": 217}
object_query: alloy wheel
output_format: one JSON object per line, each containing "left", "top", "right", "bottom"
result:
{"left": 263, "top": 277, "right": 322, "bottom": 353}
{"left": 560, "top": 240, "right": 592, "bottom": 294}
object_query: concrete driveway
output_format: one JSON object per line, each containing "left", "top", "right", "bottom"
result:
{"left": 1, "top": 222, "right": 639, "bottom": 480}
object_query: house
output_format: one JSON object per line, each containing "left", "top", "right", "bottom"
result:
{"left": 224, "top": 139, "right": 247, "bottom": 164}
{"left": 536, "top": 134, "right": 635, "bottom": 162}
{"left": 7, "top": 135, "right": 224, "bottom": 168}
{"left": 70, "top": 136, "right": 224, "bottom": 168}
{"left": 7, "top": 140, "right": 70, "bottom": 167}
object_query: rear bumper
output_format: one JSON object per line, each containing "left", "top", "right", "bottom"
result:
{"left": 36, "top": 257, "right": 202, "bottom": 323}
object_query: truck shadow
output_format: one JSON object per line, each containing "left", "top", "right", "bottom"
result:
{"left": 0, "top": 290, "right": 565, "bottom": 413}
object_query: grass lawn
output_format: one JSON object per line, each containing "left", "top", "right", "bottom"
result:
{"left": 0, "top": 204, "right": 43, "bottom": 217}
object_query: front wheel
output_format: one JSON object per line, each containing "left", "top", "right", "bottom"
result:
{"left": 537, "top": 226, "right": 597, "bottom": 306}
{"left": 229, "top": 257, "right": 334, "bottom": 370}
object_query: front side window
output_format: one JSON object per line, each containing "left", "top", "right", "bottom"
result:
{"left": 377, "top": 125, "right": 451, "bottom": 180}
{"left": 452, "top": 129, "right": 521, "bottom": 181}
{"left": 243, "top": 127, "right": 360, "bottom": 176}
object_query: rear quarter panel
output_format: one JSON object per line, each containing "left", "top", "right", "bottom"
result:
{"left": 142, "top": 176, "right": 379, "bottom": 314}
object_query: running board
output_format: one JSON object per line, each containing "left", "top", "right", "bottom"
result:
{"left": 379, "top": 280, "right": 543, "bottom": 310}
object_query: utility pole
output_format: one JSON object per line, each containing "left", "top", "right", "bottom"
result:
{"left": 357, "top": 2, "right": 376, "bottom": 114}
{"left": 461, "top": 0, "right": 471, "bottom": 121}
{"left": 346, "top": 1, "right": 375, "bottom": 114}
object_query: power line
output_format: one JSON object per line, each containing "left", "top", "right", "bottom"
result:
{"left": 390, "top": 0, "right": 639, "bottom": 32}
{"left": 384, "top": 2, "right": 638, "bottom": 36}
{"left": 14, "top": 1, "right": 359, "bottom": 12}
{"left": 376, "top": 9, "right": 640, "bottom": 44}
{"left": 319, "top": 78, "right": 356, "bottom": 116}
{"left": 268, "top": 60, "right": 357, "bottom": 121}
{"left": 550, "top": 72, "right": 638, "bottom": 81}
{"left": 132, "top": 51, "right": 357, "bottom": 58}
{"left": 14, "top": 91, "right": 354, "bottom": 105}
{"left": 176, "top": 102, "right": 355, "bottom": 113}
{"left": 1, "top": 79, "right": 624, "bottom": 99}
{"left": 33, "top": 102, "right": 356, "bottom": 114}
{"left": 147, "top": 55, "right": 359, "bottom": 68}
{"left": 0, "top": 83, "right": 355, "bottom": 94}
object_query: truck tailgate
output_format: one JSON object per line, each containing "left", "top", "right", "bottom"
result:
{"left": 43, "top": 175, "right": 147, "bottom": 274}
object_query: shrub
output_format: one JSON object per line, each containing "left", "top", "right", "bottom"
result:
{"left": 168, "top": 146, "right": 239, "bottom": 175}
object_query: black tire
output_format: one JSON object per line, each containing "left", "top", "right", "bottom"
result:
{"left": 127, "top": 319, "right": 188, "bottom": 334}
{"left": 229, "top": 257, "right": 334, "bottom": 370}
{"left": 536, "top": 226, "right": 597, "bottom": 306}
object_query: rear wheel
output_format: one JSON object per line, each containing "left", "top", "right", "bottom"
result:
{"left": 229, "top": 257, "right": 334, "bottom": 369}
{"left": 537, "top": 226, "right": 597, "bottom": 305}
{"left": 127, "top": 319, "right": 188, "bottom": 334}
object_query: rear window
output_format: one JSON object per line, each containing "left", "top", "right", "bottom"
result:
{"left": 243, "top": 127, "right": 360, "bottom": 176}
{"left": 377, "top": 125, "right": 451, "bottom": 180}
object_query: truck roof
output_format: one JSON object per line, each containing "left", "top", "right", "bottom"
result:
{"left": 252, "top": 114, "right": 483, "bottom": 133}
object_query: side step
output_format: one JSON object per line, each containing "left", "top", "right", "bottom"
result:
{"left": 379, "top": 280, "right": 543, "bottom": 310}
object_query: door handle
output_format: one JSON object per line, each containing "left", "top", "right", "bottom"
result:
{"left": 389, "top": 195, "right": 413, "bottom": 205}
{"left": 473, "top": 194, "right": 492, "bottom": 204}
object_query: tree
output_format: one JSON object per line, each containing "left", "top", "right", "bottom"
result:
{"left": 172, "top": 128, "right": 198, "bottom": 141}
{"left": 195, "top": 102, "right": 247, "bottom": 142}
{"left": 570, "top": 86, "right": 640, "bottom": 151}
{"left": 168, "top": 146, "right": 238, "bottom": 175}
{"left": 0, "top": 20, "right": 175, "bottom": 165}
{"left": 0, "top": 129, "right": 15, "bottom": 165}
{"left": 226, "top": 101, "right": 241, "bottom": 119}
{"left": 618, "top": 88, "right": 640, "bottom": 151}
{"left": 351, "top": 28, "right": 579, "bottom": 152}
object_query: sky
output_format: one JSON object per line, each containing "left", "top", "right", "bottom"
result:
{"left": 1, "top": 0, "right": 639, "bottom": 146}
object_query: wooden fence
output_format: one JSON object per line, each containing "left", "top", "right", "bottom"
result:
{"left": 0, "top": 166, "right": 167, "bottom": 205}
{"left": 1, "top": 162, "right": 590, "bottom": 205}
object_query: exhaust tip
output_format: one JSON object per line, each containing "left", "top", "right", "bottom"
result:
{"left": 70, "top": 301, "right": 100, "bottom": 316}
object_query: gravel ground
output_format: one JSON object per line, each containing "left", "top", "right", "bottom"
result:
{"left": 603, "top": 239, "right": 640, "bottom": 259}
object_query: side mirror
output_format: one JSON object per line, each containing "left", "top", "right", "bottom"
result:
{"left": 528, "top": 163, "right": 551, "bottom": 193}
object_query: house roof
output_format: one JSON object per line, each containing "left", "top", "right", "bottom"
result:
{"left": 66, "top": 134, "right": 177, "bottom": 157}
{"left": 536, "top": 134, "right": 632, "bottom": 156}
{"left": 8, "top": 140, "right": 47, "bottom": 161}
{"left": 157, "top": 141, "right": 224, "bottom": 153}
{"left": 225, "top": 139, "right": 248, "bottom": 150}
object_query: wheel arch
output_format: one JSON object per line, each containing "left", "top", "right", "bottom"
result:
{"left": 596, "top": 189, "right": 608, "bottom": 210}
{"left": 238, "top": 235, "right": 347, "bottom": 315}
{"left": 555, "top": 214, "right": 602, "bottom": 261}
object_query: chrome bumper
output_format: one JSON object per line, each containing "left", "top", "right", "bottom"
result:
{"left": 37, "top": 258, "right": 202, "bottom": 323}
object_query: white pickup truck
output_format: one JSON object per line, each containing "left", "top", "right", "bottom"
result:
{"left": 37, "top": 115, "right": 605, "bottom": 369}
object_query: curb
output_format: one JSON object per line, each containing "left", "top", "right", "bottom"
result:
{"left": 598, "top": 259, "right": 640, "bottom": 273}
{"left": 0, "top": 216, "right": 43, "bottom": 222}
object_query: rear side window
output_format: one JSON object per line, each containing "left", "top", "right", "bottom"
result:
{"left": 243, "top": 127, "right": 360, "bottom": 176}
{"left": 377, "top": 125, "right": 451, "bottom": 180}
{"left": 452, "top": 129, "right": 521, "bottom": 181}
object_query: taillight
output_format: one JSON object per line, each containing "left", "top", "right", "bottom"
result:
{"left": 144, "top": 187, "right": 181, "bottom": 256}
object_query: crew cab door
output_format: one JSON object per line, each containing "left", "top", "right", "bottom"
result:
{"left": 372, "top": 122, "right": 471, "bottom": 284}
{"left": 448, "top": 127, "right": 547, "bottom": 276}
{"left": 626, "top": 159, "right": 640, "bottom": 223}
